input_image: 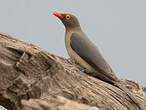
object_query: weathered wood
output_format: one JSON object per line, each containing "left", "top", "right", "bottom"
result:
{"left": 22, "top": 96, "right": 99, "bottom": 110}
{"left": 0, "top": 33, "right": 146, "bottom": 110}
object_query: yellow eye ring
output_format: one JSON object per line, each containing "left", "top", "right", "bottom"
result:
{"left": 66, "top": 14, "right": 70, "bottom": 19}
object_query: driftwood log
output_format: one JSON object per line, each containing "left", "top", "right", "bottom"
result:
{"left": 0, "top": 33, "right": 146, "bottom": 110}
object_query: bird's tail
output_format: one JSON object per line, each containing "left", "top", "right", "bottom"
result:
{"left": 114, "top": 82, "right": 144, "bottom": 110}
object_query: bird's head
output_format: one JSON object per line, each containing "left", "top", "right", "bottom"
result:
{"left": 53, "top": 12, "right": 80, "bottom": 29}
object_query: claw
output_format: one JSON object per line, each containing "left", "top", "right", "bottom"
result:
{"left": 67, "top": 58, "right": 75, "bottom": 63}
{"left": 67, "top": 58, "right": 90, "bottom": 74}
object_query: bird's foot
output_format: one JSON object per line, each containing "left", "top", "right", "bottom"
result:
{"left": 67, "top": 58, "right": 90, "bottom": 74}
{"left": 81, "top": 68, "right": 90, "bottom": 74}
{"left": 67, "top": 58, "right": 75, "bottom": 63}
{"left": 74, "top": 63, "right": 90, "bottom": 74}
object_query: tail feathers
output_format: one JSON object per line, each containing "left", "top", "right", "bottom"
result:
{"left": 114, "top": 82, "right": 143, "bottom": 110}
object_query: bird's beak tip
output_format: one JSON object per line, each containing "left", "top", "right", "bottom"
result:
{"left": 52, "top": 11, "right": 63, "bottom": 19}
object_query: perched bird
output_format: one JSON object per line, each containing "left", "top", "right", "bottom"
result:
{"left": 53, "top": 11, "right": 142, "bottom": 109}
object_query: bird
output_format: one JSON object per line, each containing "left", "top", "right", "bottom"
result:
{"left": 52, "top": 11, "right": 143, "bottom": 110}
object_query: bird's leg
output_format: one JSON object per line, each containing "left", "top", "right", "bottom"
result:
{"left": 67, "top": 58, "right": 90, "bottom": 74}
{"left": 76, "top": 64, "right": 91, "bottom": 74}
{"left": 81, "top": 67, "right": 91, "bottom": 74}
{"left": 67, "top": 58, "right": 75, "bottom": 63}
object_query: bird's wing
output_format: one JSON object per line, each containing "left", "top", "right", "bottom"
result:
{"left": 70, "top": 33, "right": 117, "bottom": 81}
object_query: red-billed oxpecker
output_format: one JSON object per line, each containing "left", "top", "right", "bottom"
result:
{"left": 53, "top": 11, "right": 143, "bottom": 110}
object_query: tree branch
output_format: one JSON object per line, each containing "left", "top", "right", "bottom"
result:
{"left": 0, "top": 33, "right": 145, "bottom": 110}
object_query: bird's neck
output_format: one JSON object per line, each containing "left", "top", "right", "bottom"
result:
{"left": 66, "top": 25, "right": 82, "bottom": 31}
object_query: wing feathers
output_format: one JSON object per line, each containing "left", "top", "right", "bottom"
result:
{"left": 70, "top": 33, "right": 117, "bottom": 81}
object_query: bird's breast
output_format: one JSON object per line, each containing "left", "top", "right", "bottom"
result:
{"left": 64, "top": 30, "right": 97, "bottom": 73}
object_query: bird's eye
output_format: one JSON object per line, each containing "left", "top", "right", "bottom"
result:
{"left": 66, "top": 14, "right": 70, "bottom": 19}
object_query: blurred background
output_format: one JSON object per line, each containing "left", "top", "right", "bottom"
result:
{"left": 0, "top": 0, "right": 146, "bottom": 86}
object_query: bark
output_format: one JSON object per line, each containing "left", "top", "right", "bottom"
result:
{"left": 0, "top": 33, "right": 146, "bottom": 110}
{"left": 21, "top": 96, "right": 99, "bottom": 110}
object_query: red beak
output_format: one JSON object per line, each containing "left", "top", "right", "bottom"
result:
{"left": 53, "top": 12, "right": 63, "bottom": 19}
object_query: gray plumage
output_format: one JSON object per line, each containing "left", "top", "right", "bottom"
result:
{"left": 70, "top": 33, "right": 117, "bottom": 84}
